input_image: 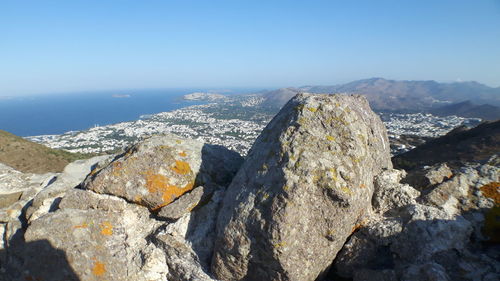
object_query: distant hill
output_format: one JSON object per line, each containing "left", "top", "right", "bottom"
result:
{"left": 260, "top": 78, "right": 500, "bottom": 112}
{"left": 392, "top": 120, "right": 500, "bottom": 170}
{"left": 0, "top": 129, "right": 92, "bottom": 173}
{"left": 429, "top": 100, "right": 500, "bottom": 121}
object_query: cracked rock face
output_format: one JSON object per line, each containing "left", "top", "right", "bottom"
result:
{"left": 83, "top": 135, "right": 242, "bottom": 210}
{"left": 212, "top": 94, "right": 391, "bottom": 281}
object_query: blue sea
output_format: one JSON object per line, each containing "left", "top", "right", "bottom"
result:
{"left": 0, "top": 89, "right": 242, "bottom": 137}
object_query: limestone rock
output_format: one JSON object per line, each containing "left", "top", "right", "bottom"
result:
{"left": 372, "top": 169, "right": 420, "bottom": 215}
{"left": 333, "top": 160, "right": 500, "bottom": 281}
{"left": 25, "top": 155, "right": 112, "bottom": 223}
{"left": 83, "top": 135, "right": 242, "bottom": 210}
{"left": 12, "top": 190, "right": 163, "bottom": 281}
{"left": 212, "top": 94, "right": 391, "bottom": 281}
{"left": 153, "top": 233, "right": 215, "bottom": 281}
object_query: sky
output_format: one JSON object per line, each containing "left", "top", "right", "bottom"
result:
{"left": 1, "top": 0, "right": 500, "bottom": 96}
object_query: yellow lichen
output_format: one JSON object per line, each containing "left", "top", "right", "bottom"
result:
{"left": 283, "top": 185, "right": 290, "bottom": 191}
{"left": 171, "top": 160, "right": 191, "bottom": 175}
{"left": 326, "top": 135, "right": 336, "bottom": 142}
{"left": 175, "top": 140, "right": 182, "bottom": 144}
{"left": 340, "top": 186, "right": 352, "bottom": 195}
{"left": 262, "top": 192, "right": 270, "bottom": 200}
{"left": 100, "top": 222, "right": 113, "bottom": 236}
{"left": 307, "top": 107, "right": 317, "bottom": 112}
{"left": 92, "top": 260, "right": 106, "bottom": 276}
{"left": 273, "top": 241, "right": 287, "bottom": 248}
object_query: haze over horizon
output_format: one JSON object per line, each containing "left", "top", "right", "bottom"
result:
{"left": 1, "top": 0, "right": 500, "bottom": 96}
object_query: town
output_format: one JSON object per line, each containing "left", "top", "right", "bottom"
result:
{"left": 26, "top": 98, "right": 482, "bottom": 156}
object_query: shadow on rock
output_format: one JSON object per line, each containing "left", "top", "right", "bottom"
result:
{"left": 1, "top": 238, "right": 80, "bottom": 281}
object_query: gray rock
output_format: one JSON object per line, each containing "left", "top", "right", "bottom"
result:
{"left": 14, "top": 190, "right": 163, "bottom": 281}
{"left": 373, "top": 169, "right": 420, "bottom": 215}
{"left": 158, "top": 186, "right": 206, "bottom": 220}
{"left": 0, "top": 192, "right": 23, "bottom": 209}
{"left": 404, "top": 163, "right": 453, "bottom": 190}
{"left": 25, "top": 155, "right": 112, "bottom": 223}
{"left": 83, "top": 135, "right": 242, "bottom": 211}
{"left": 153, "top": 233, "right": 215, "bottom": 281}
{"left": 212, "top": 94, "right": 391, "bottom": 281}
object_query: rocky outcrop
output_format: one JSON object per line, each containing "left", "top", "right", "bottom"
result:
{"left": 2, "top": 93, "right": 498, "bottom": 281}
{"left": 83, "top": 135, "right": 242, "bottom": 211}
{"left": 332, "top": 159, "right": 500, "bottom": 281}
{"left": 1, "top": 134, "right": 240, "bottom": 281}
{"left": 212, "top": 94, "right": 391, "bottom": 281}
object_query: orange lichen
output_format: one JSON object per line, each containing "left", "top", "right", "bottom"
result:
{"left": 179, "top": 151, "right": 187, "bottom": 157}
{"left": 100, "top": 222, "right": 113, "bottom": 236}
{"left": 480, "top": 182, "right": 500, "bottom": 204}
{"left": 73, "top": 223, "right": 88, "bottom": 229}
{"left": 92, "top": 260, "right": 106, "bottom": 276}
{"left": 144, "top": 171, "right": 195, "bottom": 210}
{"left": 171, "top": 160, "right": 191, "bottom": 175}
{"left": 359, "top": 184, "right": 366, "bottom": 189}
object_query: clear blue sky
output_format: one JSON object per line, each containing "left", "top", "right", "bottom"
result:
{"left": 1, "top": 0, "right": 499, "bottom": 96}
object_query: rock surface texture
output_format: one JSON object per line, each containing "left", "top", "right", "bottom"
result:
{"left": 1, "top": 94, "right": 498, "bottom": 281}
{"left": 0, "top": 134, "right": 242, "bottom": 281}
{"left": 212, "top": 94, "right": 392, "bottom": 281}
{"left": 332, "top": 159, "right": 500, "bottom": 281}
{"left": 83, "top": 135, "right": 242, "bottom": 211}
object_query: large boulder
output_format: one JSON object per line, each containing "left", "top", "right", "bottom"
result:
{"left": 83, "top": 135, "right": 243, "bottom": 211}
{"left": 212, "top": 94, "right": 391, "bottom": 281}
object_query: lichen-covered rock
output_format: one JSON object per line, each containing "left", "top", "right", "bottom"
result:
{"left": 212, "top": 94, "right": 391, "bottom": 281}
{"left": 11, "top": 190, "right": 163, "bottom": 281}
{"left": 83, "top": 135, "right": 242, "bottom": 211}
{"left": 333, "top": 159, "right": 500, "bottom": 281}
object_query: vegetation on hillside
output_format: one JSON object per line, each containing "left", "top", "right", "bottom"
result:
{"left": 0, "top": 129, "right": 94, "bottom": 173}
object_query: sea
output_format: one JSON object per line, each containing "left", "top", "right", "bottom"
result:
{"left": 0, "top": 89, "right": 248, "bottom": 137}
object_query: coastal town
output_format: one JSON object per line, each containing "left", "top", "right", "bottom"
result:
{"left": 26, "top": 96, "right": 482, "bottom": 156}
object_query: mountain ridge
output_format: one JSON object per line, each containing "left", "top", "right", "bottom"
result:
{"left": 260, "top": 78, "right": 500, "bottom": 114}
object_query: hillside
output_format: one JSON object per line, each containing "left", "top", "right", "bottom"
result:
{"left": 429, "top": 100, "right": 500, "bottom": 120}
{"left": 392, "top": 120, "right": 500, "bottom": 170}
{"left": 0, "top": 129, "right": 92, "bottom": 173}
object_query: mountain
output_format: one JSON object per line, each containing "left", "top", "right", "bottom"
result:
{"left": 0, "top": 129, "right": 92, "bottom": 173}
{"left": 429, "top": 100, "right": 500, "bottom": 120}
{"left": 261, "top": 78, "right": 500, "bottom": 112}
